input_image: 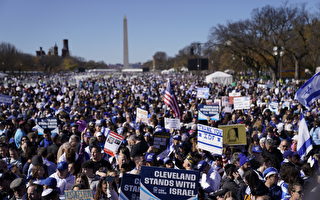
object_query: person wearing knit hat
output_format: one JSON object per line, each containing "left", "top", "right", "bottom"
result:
{"left": 183, "top": 154, "right": 196, "bottom": 170}
{"left": 263, "top": 167, "right": 282, "bottom": 200}
{"left": 238, "top": 155, "right": 251, "bottom": 178}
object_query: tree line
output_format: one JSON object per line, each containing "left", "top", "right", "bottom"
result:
{"left": 0, "top": 43, "right": 108, "bottom": 73}
{"left": 147, "top": 3, "right": 320, "bottom": 80}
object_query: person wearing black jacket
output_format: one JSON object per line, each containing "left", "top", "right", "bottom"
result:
{"left": 262, "top": 138, "right": 283, "bottom": 170}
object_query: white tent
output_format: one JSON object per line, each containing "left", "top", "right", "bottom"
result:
{"left": 205, "top": 71, "right": 233, "bottom": 85}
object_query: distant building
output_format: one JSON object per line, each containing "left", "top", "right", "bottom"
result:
{"left": 36, "top": 47, "right": 46, "bottom": 56}
{"left": 54, "top": 43, "right": 58, "bottom": 56}
{"left": 62, "top": 39, "right": 70, "bottom": 57}
{"left": 36, "top": 40, "right": 69, "bottom": 58}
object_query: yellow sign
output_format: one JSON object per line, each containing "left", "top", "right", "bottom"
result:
{"left": 218, "top": 124, "right": 247, "bottom": 145}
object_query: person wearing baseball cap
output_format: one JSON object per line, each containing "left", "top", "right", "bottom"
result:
{"left": 49, "top": 161, "right": 75, "bottom": 195}
{"left": 197, "top": 160, "right": 221, "bottom": 193}
{"left": 263, "top": 167, "right": 282, "bottom": 200}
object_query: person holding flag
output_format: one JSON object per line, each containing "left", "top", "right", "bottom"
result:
{"left": 164, "top": 79, "right": 181, "bottom": 119}
{"left": 295, "top": 71, "right": 320, "bottom": 109}
{"left": 297, "top": 113, "right": 313, "bottom": 160}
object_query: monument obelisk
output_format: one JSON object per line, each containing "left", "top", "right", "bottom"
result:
{"left": 123, "top": 16, "right": 129, "bottom": 68}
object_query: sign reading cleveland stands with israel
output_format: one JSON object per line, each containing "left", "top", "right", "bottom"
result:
{"left": 140, "top": 166, "right": 199, "bottom": 200}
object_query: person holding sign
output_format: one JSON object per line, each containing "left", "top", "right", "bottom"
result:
{"left": 197, "top": 160, "right": 221, "bottom": 193}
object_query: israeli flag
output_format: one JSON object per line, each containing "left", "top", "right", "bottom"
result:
{"left": 297, "top": 114, "right": 313, "bottom": 160}
{"left": 295, "top": 72, "right": 320, "bottom": 109}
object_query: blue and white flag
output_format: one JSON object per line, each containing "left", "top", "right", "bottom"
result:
{"left": 297, "top": 114, "right": 313, "bottom": 160}
{"left": 295, "top": 72, "right": 320, "bottom": 109}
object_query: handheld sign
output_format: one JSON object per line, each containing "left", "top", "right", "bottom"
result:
{"left": 140, "top": 166, "right": 199, "bottom": 200}
{"left": 198, "top": 104, "right": 220, "bottom": 121}
{"left": 35, "top": 117, "right": 58, "bottom": 135}
{"left": 218, "top": 124, "right": 247, "bottom": 145}
{"left": 153, "top": 132, "right": 170, "bottom": 153}
{"left": 64, "top": 189, "right": 94, "bottom": 200}
{"left": 233, "top": 97, "right": 251, "bottom": 110}
{"left": 136, "top": 108, "right": 149, "bottom": 124}
{"left": 119, "top": 174, "right": 140, "bottom": 200}
{"left": 197, "top": 124, "right": 223, "bottom": 155}
{"left": 104, "top": 131, "right": 124, "bottom": 157}
{"left": 164, "top": 118, "right": 181, "bottom": 130}
{"left": 0, "top": 94, "right": 12, "bottom": 105}
{"left": 196, "top": 87, "right": 209, "bottom": 99}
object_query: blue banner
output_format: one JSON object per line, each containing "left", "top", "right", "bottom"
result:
{"left": 119, "top": 174, "right": 140, "bottom": 200}
{"left": 140, "top": 166, "right": 199, "bottom": 200}
{"left": 35, "top": 117, "right": 58, "bottom": 135}
{"left": 198, "top": 104, "right": 219, "bottom": 121}
{"left": 0, "top": 94, "right": 12, "bottom": 105}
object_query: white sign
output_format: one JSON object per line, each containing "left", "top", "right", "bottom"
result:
{"left": 269, "top": 102, "right": 279, "bottom": 114}
{"left": 136, "top": 108, "right": 149, "bottom": 124}
{"left": 197, "top": 124, "right": 223, "bottom": 155}
{"left": 197, "top": 87, "right": 210, "bottom": 99}
{"left": 229, "top": 92, "right": 241, "bottom": 97}
{"left": 164, "top": 118, "right": 181, "bottom": 130}
{"left": 233, "top": 96, "right": 251, "bottom": 110}
{"left": 221, "top": 96, "right": 229, "bottom": 107}
{"left": 104, "top": 131, "right": 124, "bottom": 157}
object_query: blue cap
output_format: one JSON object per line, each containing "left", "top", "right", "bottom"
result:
{"left": 163, "top": 157, "right": 173, "bottom": 164}
{"left": 263, "top": 167, "right": 278, "bottom": 179}
{"left": 41, "top": 177, "right": 57, "bottom": 188}
{"left": 283, "top": 150, "right": 294, "bottom": 159}
{"left": 57, "top": 161, "right": 68, "bottom": 171}
{"left": 145, "top": 153, "right": 156, "bottom": 162}
{"left": 252, "top": 146, "right": 262, "bottom": 153}
{"left": 239, "top": 156, "right": 250, "bottom": 167}
{"left": 173, "top": 135, "right": 181, "bottom": 141}
{"left": 197, "top": 160, "right": 209, "bottom": 172}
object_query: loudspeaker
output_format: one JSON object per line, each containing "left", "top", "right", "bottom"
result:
{"left": 187, "top": 58, "right": 208, "bottom": 70}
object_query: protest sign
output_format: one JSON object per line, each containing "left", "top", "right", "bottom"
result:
{"left": 136, "top": 108, "right": 149, "bottom": 124}
{"left": 228, "top": 92, "right": 241, "bottom": 105}
{"left": 119, "top": 174, "right": 140, "bottom": 200}
{"left": 104, "top": 131, "right": 124, "bottom": 157}
{"left": 35, "top": 117, "right": 58, "bottom": 135}
{"left": 233, "top": 96, "right": 251, "bottom": 110}
{"left": 198, "top": 104, "right": 220, "bottom": 121}
{"left": 140, "top": 166, "right": 199, "bottom": 200}
{"left": 65, "top": 189, "right": 94, "bottom": 200}
{"left": 196, "top": 87, "right": 209, "bottom": 99}
{"left": 197, "top": 124, "right": 223, "bottom": 155}
{"left": 221, "top": 96, "right": 230, "bottom": 106}
{"left": 218, "top": 124, "right": 247, "bottom": 145}
{"left": 0, "top": 94, "right": 12, "bottom": 105}
{"left": 269, "top": 102, "right": 279, "bottom": 114}
{"left": 164, "top": 118, "right": 181, "bottom": 130}
{"left": 153, "top": 132, "right": 170, "bottom": 153}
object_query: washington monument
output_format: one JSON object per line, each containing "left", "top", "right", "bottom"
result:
{"left": 123, "top": 16, "right": 129, "bottom": 68}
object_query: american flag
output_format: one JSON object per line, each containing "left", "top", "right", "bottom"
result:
{"left": 164, "top": 79, "right": 181, "bottom": 119}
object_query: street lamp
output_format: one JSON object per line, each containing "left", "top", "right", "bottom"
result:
{"left": 273, "top": 46, "right": 284, "bottom": 79}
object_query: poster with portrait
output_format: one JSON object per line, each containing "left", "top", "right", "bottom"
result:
{"left": 104, "top": 131, "right": 124, "bottom": 157}
{"left": 218, "top": 124, "right": 247, "bottom": 145}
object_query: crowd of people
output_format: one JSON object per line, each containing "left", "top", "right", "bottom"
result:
{"left": 0, "top": 72, "right": 319, "bottom": 200}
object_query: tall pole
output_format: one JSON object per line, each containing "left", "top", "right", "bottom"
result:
{"left": 123, "top": 16, "right": 129, "bottom": 68}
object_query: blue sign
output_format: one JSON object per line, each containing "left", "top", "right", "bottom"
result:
{"left": 35, "top": 117, "right": 58, "bottom": 135}
{"left": 198, "top": 104, "right": 220, "bottom": 121}
{"left": 119, "top": 174, "right": 140, "bottom": 200}
{"left": 140, "top": 166, "right": 199, "bottom": 200}
{"left": 0, "top": 94, "right": 12, "bottom": 105}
